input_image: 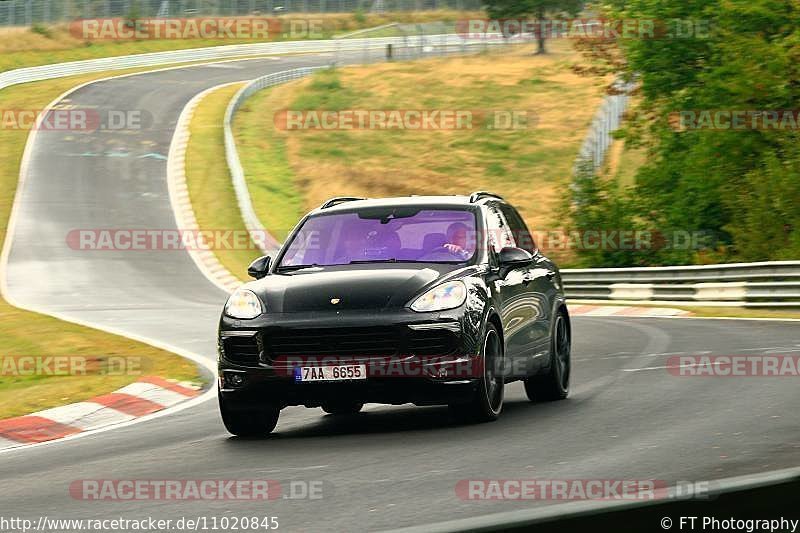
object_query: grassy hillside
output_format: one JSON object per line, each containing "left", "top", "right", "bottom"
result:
{"left": 233, "top": 39, "right": 611, "bottom": 262}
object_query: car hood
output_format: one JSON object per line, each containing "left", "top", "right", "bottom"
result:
{"left": 248, "top": 265, "right": 454, "bottom": 313}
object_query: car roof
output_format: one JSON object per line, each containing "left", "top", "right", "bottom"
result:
{"left": 310, "top": 194, "right": 503, "bottom": 214}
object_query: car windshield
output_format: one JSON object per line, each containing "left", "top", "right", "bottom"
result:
{"left": 277, "top": 207, "right": 479, "bottom": 268}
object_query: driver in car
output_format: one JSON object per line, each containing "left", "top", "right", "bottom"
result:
{"left": 443, "top": 222, "right": 475, "bottom": 260}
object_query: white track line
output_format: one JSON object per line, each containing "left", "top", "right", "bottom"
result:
{"left": 166, "top": 82, "right": 246, "bottom": 295}
{"left": 0, "top": 68, "right": 243, "bottom": 454}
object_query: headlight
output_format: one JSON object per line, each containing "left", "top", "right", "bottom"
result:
{"left": 224, "top": 289, "right": 263, "bottom": 319}
{"left": 410, "top": 280, "right": 467, "bottom": 312}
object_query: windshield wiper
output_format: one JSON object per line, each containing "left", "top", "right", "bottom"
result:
{"left": 276, "top": 263, "right": 321, "bottom": 272}
{"left": 347, "top": 259, "right": 422, "bottom": 264}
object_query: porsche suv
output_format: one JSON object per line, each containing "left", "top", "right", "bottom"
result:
{"left": 217, "top": 192, "right": 571, "bottom": 436}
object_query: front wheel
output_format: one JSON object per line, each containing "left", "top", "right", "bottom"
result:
{"left": 525, "top": 310, "right": 570, "bottom": 402}
{"left": 450, "top": 323, "right": 504, "bottom": 422}
{"left": 219, "top": 395, "right": 280, "bottom": 436}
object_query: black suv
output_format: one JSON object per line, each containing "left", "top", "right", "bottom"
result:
{"left": 218, "top": 192, "right": 571, "bottom": 436}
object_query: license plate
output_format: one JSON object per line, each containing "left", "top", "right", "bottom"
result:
{"left": 294, "top": 364, "right": 367, "bottom": 382}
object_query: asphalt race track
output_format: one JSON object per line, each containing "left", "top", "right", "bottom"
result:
{"left": 2, "top": 52, "right": 799, "bottom": 531}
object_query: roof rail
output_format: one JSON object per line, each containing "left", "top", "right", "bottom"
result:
{"left": 320, "top": 196, "right": 367, "bottom": 209}
{"left": 468, "top": 191, "right": 504, "bottom": 203}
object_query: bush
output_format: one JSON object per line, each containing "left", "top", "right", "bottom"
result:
{"left": 31, "top": 23, "right": 52, "bottom": 39}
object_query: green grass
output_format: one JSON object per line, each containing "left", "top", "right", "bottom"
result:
{"left": 185, "top": 83, "right": 260, "bottom": 281}
{"left": 237, "top": 41, "right": 611, "bottom": 238}
{"left": 679, "top": 307, "right": 800, "bottom": 320}
{"left": 611, "top": 141, "right": 647, "bottom": 188}
{"left": 185, "top": 67, "right": 800, "bottom": 324}
{"left": 0, "top": 69, "right": 207, "bottom": 420}
{"left": 232, "top": 86, "right": 307, "bottom": 240}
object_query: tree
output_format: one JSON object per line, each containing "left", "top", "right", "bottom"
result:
{"left": 483, "top": 0, "right": 584, "bottom": 54}
{"left": 569, "top": 0, "right": 800, "bottom": 266}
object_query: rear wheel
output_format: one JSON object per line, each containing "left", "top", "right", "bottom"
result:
{"left": 219, "top": 395, "right": 280, "bottom": 436}
{"left": 451, "top": 323, "right": 504, "bottom": 422}
{"left": 321, "top": 402, "right": 363, "bottom": 415}
{"left": 525, "top": 310, "right": 570, "bottom": 401}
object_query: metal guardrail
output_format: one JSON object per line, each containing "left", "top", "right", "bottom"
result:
{"left": 223, "top": 35, "right": 530, "bottom": 254}
{"left": 572, "top": 78, "right": 636, "bottom": 177}
{"left": 223, "top": 66, "right": 323, "bottom": 254}
{"left": 0, "top": 33, "right": 477, "bottom": 90}
{"left": 4, "top": 30, "right": 783, "bottom": 308}
{"left": 216, "top": 45, "right": 798, "bottom": 310}
{"left": 562, "top": 261, "right": 800, "bottom": 307}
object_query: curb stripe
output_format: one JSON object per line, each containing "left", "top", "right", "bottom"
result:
{"left": 137, "top": 375, "right": 201, "bottom": 397}
{"left": 569, "top": 304, "right": 691, "bottom": 317}
{"left": 115, "top": 382, "right": 194, "bottom": 408}
{"left": 0, "top": 416, "right": 82, "bottom": 443}
{"left": 0, "top": 376, "right": 204, "bottom": 449}
{"left": 91, "top": 393, "right": 165, "bottom": 417}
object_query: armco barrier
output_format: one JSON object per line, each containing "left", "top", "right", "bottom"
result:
{"left": 0, "top": 33, "right": 478, "bottom": 91}
{"left": 223, "top": 37, "right": 526, "bottom": 254}
{"left": 0, "top": 29, "right": 521, "bottom": 259}
{"left": 562, "top": 261, "right": 800, "bottom": 307}
{"left": 223, "top": 66, "right": 325, "bottom": 254}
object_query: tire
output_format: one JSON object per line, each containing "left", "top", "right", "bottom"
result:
{"left": 525, "top": 309, "right": 570, "bottom": 402}
{"left": 451, "top": 323, "right": 504, "bottom": 422}
{"left": 219, "top": 395, "right": 280, "bottom": 437}
{"left": 321, "top": 402, "right": 364, "bottom": 415}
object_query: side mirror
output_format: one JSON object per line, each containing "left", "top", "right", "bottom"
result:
{"left": 497, "top": 246, "right": 533, "bottom": 271}
{"left": 247, "top": 256, "right": 271, "bottom": 279}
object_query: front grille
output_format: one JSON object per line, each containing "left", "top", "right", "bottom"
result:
{"left": 264, "top": 327, "right": 400, "bottom": 359}
{"left": 222, "top": 335, "right": 261, "bottom": 365}
{"left": 408, "top": 330, "right": 458, "bottom": 357}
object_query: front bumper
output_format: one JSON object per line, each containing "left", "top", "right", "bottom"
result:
{"left": 218, "top": 308, "right": 483, "bottom": 408}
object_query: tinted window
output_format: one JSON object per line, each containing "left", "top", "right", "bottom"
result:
{"left": 278, "top": 208, "right": 479, "bottom": 267}
{"left": 485, "top": 203, "right": 516, "bottom": 253}
{"left": 498, "top": 203, "right": 537, "bottom": 254}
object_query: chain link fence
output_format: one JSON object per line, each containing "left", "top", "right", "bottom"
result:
{"left": 0, "top": 0, "right": 483, "bottom": 26}
{"left": 333, "top": 31, "right": 530, "bottom": 65}
{"left": 572, "top": 78, "right": 637, "bottom": 179}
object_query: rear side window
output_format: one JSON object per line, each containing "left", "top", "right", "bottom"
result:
{"left": 498, "top": 203, "right": 537, "bottom": 254}
{"left": 485, "top": 203, "right": 516, "bottom": 253}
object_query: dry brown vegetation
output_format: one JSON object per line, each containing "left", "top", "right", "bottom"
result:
{"left": 237, "top": 39, "right": 611, "bottom": 242}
